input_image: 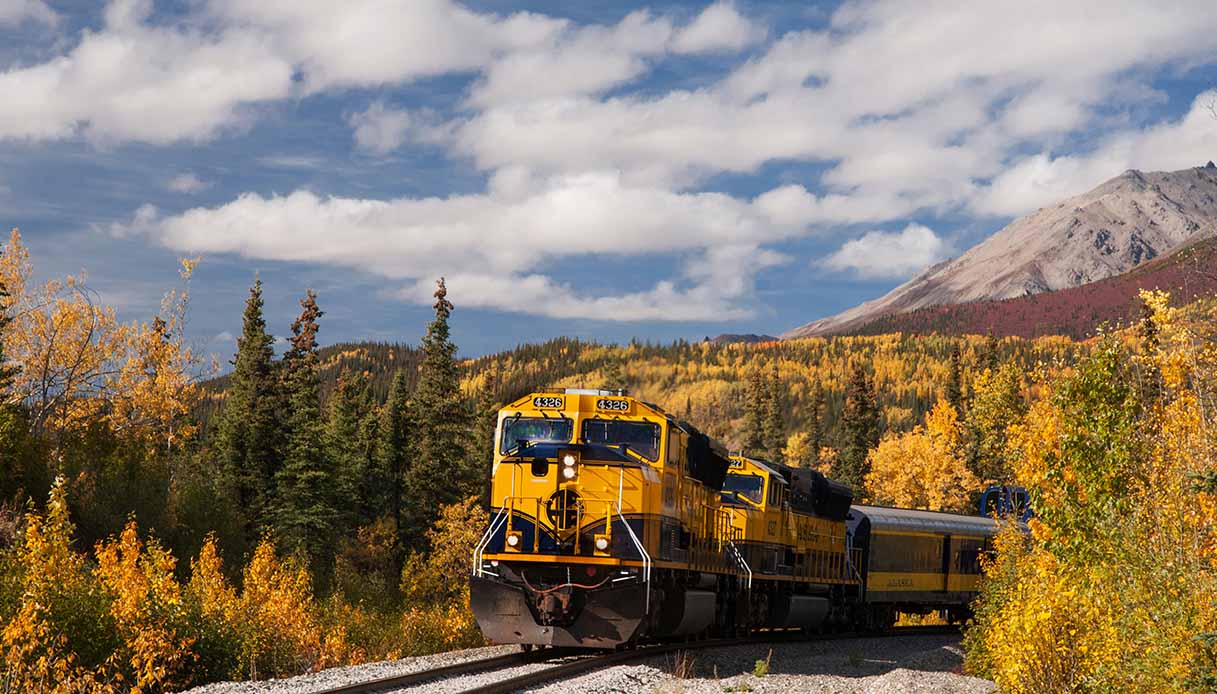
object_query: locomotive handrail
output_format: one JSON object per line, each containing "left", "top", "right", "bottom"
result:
{"left": 727, "top": 539, "right": 752, "bottom": 591}
{"left": 617, "top": 467, "right": 651, "bottom": 613}
{"left": 616, "top": 503, "right": 651, "bottom": 612}
{"left": 473, "top": 501, "right": 511, "bottom": 577}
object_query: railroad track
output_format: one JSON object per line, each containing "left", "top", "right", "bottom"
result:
{"left": 318, "top": 626, "right": 959, "bottom": 694}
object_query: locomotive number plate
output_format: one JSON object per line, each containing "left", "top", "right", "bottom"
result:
{"left": 532, "top": 396, "right": 565, "bottom": 409}
{"left": 596, "top": 398, "right": 631, "bottom": 413}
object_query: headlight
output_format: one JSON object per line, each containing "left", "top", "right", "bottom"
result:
{"left": 561, "top": 466, "right": 577, "bottom": 480}
{"left": 506, "top": 532, "right": 521, "bottom": 548}
{"left": 594, "top": 536, "right": 609, "bottom": 551}
{"left": 563, "top": 453, "right": 577, "bottom": 466}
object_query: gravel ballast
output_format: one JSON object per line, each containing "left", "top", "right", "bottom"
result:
{"left": 176, "top": 644, "right": 520, "bottom": 694}
{"left": 524, "top": 634, "right": 995, "bottom": 694}
{"left": 177, "top": 634, "right": 994, "bottom": 694}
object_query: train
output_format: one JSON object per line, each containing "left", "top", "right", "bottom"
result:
{"left": 470, "top": 389, "right": 1002, "bottom": 648}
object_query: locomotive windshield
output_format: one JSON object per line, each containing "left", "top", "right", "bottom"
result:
{"left": 581, "top": 419, "right": 661, "bottom": 461}
{"left": 499, "top": 417, "right": 573, "bottom": 453}
{"left": 722, "top": 473, "right": 764, "bottom": 505}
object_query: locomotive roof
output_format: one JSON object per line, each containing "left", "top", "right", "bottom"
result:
{"left": 851, "top": 504, "right": 999, "bottom": 537}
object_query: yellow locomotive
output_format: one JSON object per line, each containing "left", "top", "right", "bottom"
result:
{"left": 470, "top": 390, "right": 1000, "bottom": 648}
{"left": 721, "top": 454, "right": 860, "bottom": 629}
{"left": 470, "top": 389, "right": 745, "bottom": 647}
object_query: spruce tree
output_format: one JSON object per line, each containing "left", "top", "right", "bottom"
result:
{"left": 601, "top": 357, "right": 627, "bottom": 392}
{"left": 407, "top": 279, "right": 470, "bottom": 529}
{"left": 326, "top": 370, "right": 380, "bottom": 524}
{"left": 468, "top": 369, "right": 499, "bottom": 506}
{"left": 807, "top": 379, "right": 823, "bottom": 467}
{"left": 378, "top": 369, "right": 413, "bottom": 563}
{"left": 1137, "top": 297, "right": 1163, "bottom": 405}
{"left": 273, "top": 290, "right": 338, "bottom": 577}
{"left": 762, "top": 361, "right": 785, "bottom": 462}
{"left": 833, "top": 362, "right": 880, "bottom": 496}
{"left": 0, "top": 282, "right": 16, "bottom": 393}
{"left": 945, "top": 345, "right": 964, "bottom": 415}
{"left": 743, "top": 364, "right": 766, "bottom": 452}
{"left": 214, "top": 278, "right": 282, "bottom": 539}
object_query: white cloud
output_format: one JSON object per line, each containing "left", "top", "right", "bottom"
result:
{"left": 0, "top": 0, "right": 55, "bottom": 25}
{"left": 210, "top": 0, "right": 565, "bottom": 94}
{"left": 347, "top": 102, "right": 413, "bottom": 155}
{"left": 820, "top": 224, "right": 953, "bottom": 279}
{"left": 437, "top": 0, "right": 1217, "bottom": 207}
{"left": 671, "top": 1, "right": 765, "bottom": 54}
{"left": 467, "top": 10, "right": 673, "bottom": 108}
{"left": 166, "top": 172, "right": 210, "bottom": 194}
{"left": 974, "top": 91, "right": 1217, "bottom": 216}
{"left": 121, "top": 171, "right": 809, "bottom": 321}
{"left": 257, "top": 155, "right": 326, "bottom": 169}
{"left": 0, "top": 0, "right": 293, "bottom": 143}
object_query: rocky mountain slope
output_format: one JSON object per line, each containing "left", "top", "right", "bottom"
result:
{"left": 846, "top": 236, "right": 1217, "bottom": 339}
{"left": 785, "top": 164, "right": 1217, "bottom": 338}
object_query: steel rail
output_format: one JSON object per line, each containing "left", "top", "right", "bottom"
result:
{"left": 309, "top": 626, "right": 957, "bottom": 694}
{"left": 458, "top": 625, "right": 960, "bottom": 694}
{"left": 311, "top": 648, "right": 578, "bottom": 694}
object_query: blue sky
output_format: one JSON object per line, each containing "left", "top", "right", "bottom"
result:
{"left": 2, "top": 0, "right": 1216, "bottom": 360}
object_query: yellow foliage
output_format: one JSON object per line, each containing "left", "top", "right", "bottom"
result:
{"left": 864, "top": 399, "right": 980, "bottom": 511}
{"left": 1, "top": 478, "right": 116, "bottom": 693}
{"left": 781, "top": 432, "right": 814, "bottom": 469}
{"left": 93, "top": 522, "right": 192, "bottom": 692}
{"left": 0, "top": 229, "right": 201, "bottom": 453}
{"left": 968, "top": 291, "right": 1217, "bottom": 691}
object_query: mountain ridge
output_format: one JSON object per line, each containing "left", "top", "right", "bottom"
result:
{"left": 785, "top": 163, "right": 1217, "bottom": 338}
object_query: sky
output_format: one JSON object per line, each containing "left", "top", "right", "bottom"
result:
{"left": 2, "top": 0, "right": 1217, "bottom": 360}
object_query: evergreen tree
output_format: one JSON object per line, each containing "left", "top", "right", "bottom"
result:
{"left": 407, "top": 279, "right": 470, "bottom": 532}
{"left": 743, "top": 364, "right": 766, "bottom": 452}
{"left": 833, "top": 362, "right": 880, "bottom": 496}
{"left": 980, "top": 334, "right": 1001, "bottom": 374}
{"left": 762, "top": 361, "right": 785, "bottom": 462}
{"left": 325, "top": 370, "right": 380, "bottom": 525}
{"left": 601, "top": 357, "right": 627, "bottom": 392}
{"left": 807, "top": 379, "right": 824, "bottom": 467}
{"left": 945, "top": 345, "right": 964, "bottom": 416}
{"left": 1137, "top": 297, "right": 1163, "bottom": 405}
{"left": 469, "top": 369, "right": 499, "bottom": 506}
{"left": 272, "top": 290, "right": 338, "bottom": 577}
{"left": 378, "top": 369, "right": 413, "bottom": 567}
{"left": 0, "top": 281, "right": 15, "bottom": 393}
{"left": 214, "top": 278, "right": 282, "bottom": 539}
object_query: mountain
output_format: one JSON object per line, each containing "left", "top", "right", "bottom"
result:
{"left": 846, "top": 235, "right": 1217, "bottom": 339}
{"left": 707, "top": 333, "right": 779, "bottom": 345}
{"left": 785, "top": 164, "right": 1217, "bottom": 338}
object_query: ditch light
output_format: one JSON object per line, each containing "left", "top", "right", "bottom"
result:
{"left": 560, "top": 450, "right": 579, "bottom": 481}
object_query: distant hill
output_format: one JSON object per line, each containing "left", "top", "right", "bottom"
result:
{"left": 785, "top": 164, "right": 1217, "bottom": 338}
{"left": 844, "top": 236, "right": 1217, "bottom": 339}
{"left": 196, "top": 332, "right": 1087, "bottom": 450}
{"left": 197, "top": 342, "right": 422, "bottom": 430}
{"left": 707, "top": 333, "right": 779, "bottom": 345}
